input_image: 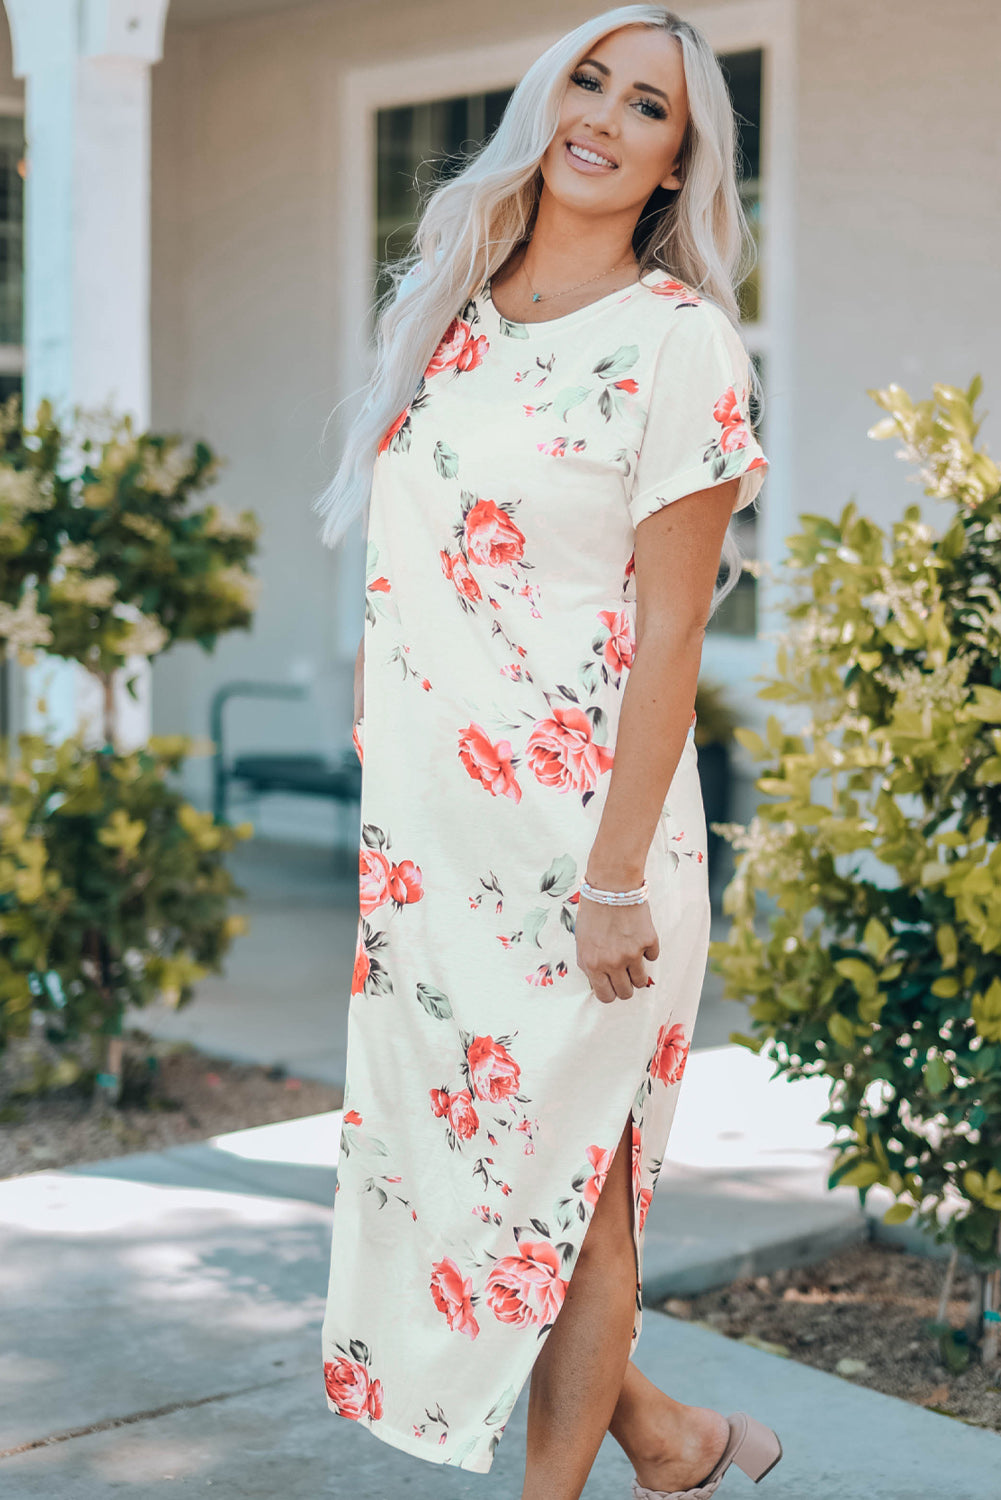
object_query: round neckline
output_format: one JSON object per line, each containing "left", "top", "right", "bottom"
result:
{"left": 479, "top": 266, "right": 672, "bottom": 336}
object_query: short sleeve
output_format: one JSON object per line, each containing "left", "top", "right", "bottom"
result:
{"left": 627, "top": 302, "right": 769, "bottom": 530}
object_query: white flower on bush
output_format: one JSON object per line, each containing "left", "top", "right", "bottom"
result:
{"left": 115, "top": 611, "right": 169, "bottom": 659}
{"left": 204, "top": 504, "right": 258, "bottom": 542}
{"left": 213, "top": 564, "right": 260, "bottom": 611}
{"left": 49, "top": 573, "right": 118, "bottom": 608}
{"left": 139, "top": 442, "right": 194, "bottom": 496}
{"left": 0, "top": 585, "right": 54, "bottom": 652}
{"left": 0, "top": 467, "right": 54, "bottom": 518}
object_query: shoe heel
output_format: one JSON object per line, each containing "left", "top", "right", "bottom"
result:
{"left": 732, "top": 1413, "right": 783, "bottom": 1483}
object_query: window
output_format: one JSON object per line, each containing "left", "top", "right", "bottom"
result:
{"left": 373, "top": 51, "right": 765, "bottom": 636}
{"left": 0, "top": 112, "right": 24, "bottom": 399}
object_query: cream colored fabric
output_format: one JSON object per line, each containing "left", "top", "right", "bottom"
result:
{"left": 321, "top": 268, "right": 768, "bottom": 1473}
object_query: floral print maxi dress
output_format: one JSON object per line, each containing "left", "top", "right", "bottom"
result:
{"left": 321, "top": 266, "right": 768, "bottom": 1473}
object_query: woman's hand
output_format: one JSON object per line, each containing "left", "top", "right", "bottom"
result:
{"left": 574, "top": 894, "right": 660, "bottom": 1003}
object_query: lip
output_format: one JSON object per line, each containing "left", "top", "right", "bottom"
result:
{"left": 564, "top": 137, "right": 618, "bottom": 171}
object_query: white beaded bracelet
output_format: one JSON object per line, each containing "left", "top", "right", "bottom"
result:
{"left": 579, "top": 877, "right": 649, "bottom": 906}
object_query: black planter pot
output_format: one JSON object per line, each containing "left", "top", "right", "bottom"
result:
{"left": 696, "top": 739, "right": 731, "bottom": 902}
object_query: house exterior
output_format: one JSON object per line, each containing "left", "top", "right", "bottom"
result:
{"left": 2, "top": 0, "right": 999, "bottom": 841}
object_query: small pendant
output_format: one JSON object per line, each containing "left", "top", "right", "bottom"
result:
{"left": 532, "top": 292, "right": 541, "bottom": 302}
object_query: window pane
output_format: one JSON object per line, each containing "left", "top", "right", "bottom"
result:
{"left": 374, "top": 89, "right": 513, "bottom": 303}
{"left": 0, "top": 117, "right": 24, "bottom": 346}
{"left": 718, "top": 49, "right": 762, "bottom": 326}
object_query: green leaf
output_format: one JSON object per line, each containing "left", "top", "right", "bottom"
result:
{"left": 828, "top": 1012, "right": 856, "bottom": 1048}
{"left": 415, "top": 983, "right": 453, "bottom": 1021}
{"left": 923, "top": 1056, "right": 952, "bottom": 1096}
{"left": 882, "top": 1202, "right": 914, "bottom": 1225}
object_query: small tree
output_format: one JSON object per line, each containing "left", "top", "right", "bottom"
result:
{"left": 0, "top": 395, "right": 259, "bottom": 744}
{"left": 0, "top": 397, "right": 260, "bottom": 1105}
{"left": 710, "top": 378, "right": 1001, "bottom": 1360}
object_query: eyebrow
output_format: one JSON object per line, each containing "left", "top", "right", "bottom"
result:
{"left": 576, "top": 56, "right": 671, "bottom": 106}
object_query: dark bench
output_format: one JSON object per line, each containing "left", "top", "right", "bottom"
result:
{"left": 210, "top": 680, "right": 361, "bottom": 826}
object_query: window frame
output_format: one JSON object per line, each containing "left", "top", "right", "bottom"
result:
{"left": 0, "top": 97, "right": 24, "bottom": 386}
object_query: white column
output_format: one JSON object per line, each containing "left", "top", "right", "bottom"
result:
{"left": 4, "top": 0, "right": 170, "bottom": 749}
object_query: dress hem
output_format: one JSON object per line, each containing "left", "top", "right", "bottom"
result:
{"left": 324, "top": 1400, "right": 495, "bottom": 1473}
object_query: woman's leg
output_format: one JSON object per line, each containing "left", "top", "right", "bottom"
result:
{"left": 521, "top": 1114, "right": 729, "bottom": 1500}
{"left": 521, "top": 1114, "right": 637, "bottom": 1500}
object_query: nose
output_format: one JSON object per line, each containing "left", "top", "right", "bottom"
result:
{"left": 580, "top": 97, "right": 619, "bottom": 137}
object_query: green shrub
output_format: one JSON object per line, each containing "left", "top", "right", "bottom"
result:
{"left": 710, "top": 379, "right": 1001, "bottom": 1335}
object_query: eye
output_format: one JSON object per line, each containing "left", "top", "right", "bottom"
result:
{"left": 569, "top": 69, "right": 667, "bottom": 121}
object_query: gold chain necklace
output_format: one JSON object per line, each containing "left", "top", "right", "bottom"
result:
{"left": 519, "top": 248, "right": 638, "bottom": 304}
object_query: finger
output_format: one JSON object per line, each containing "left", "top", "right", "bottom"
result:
{"left": 644, "top": 934, "right": 660, "bottom": 962}
{"left": 608, "top": 968, "right": 634, "bottom": 1001}
{"left": 591, "top": 973, "right": 618, "bottom": 1005}
{"left": 626, "top": 961, "right": 648, "bottom": 990}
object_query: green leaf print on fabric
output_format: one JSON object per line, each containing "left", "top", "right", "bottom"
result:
{"left": 593, "top": 344, "right": 639, "bottom": 381}
{"left": 552, "top": 385, "right": 589, "bottom": 420}
{"left": 539, "top": 852, "right": 576, "bottom": 898}
{"left": 497, "top": 314, "right": 530, "bottom": 339}
{"left": 416, "top": 982, "right": 454, "bottom": 1020}
{"left": 434, "top": 439, "right": 459, "bottom": 479}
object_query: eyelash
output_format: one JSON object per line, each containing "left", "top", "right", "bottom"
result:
{"left": 569, "top": 69, "right": 667, "bottom": 120}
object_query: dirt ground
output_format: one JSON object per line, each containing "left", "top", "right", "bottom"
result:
{"left": 659, "top": 1241, "right": 1001, "bottom": 1432}
{"left": 0, "top": 1026, "right": 343, "bottom": 1180}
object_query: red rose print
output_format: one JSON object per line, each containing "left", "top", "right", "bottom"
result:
{"left": 464, "top": 498, "right": 526, "bottom": 568}
{"left": 388, "top": 858, "right": 424, "bottom": 905}
{"left": 597, "top": 608, "right": 636, "bottom": 672}
{"left": 525, "top": 704, "right": 614, "bottom": 794}
{"left": 650, "top": 278, "right": 702, "bottom": 306}
{"left": 485, "top": 1239, "right": 569, "bottom": 1328}
{"left": 359, "top": 847, "right": 392, "bottom": 916}
{"left": 430, "top": 1087, "right": 480, "bottom": 1141}
{"left": 343, "top": 1109, "right": 363, "bottom": 1126}
{"left": 378, "top": 407, "right": 409, "bottom": 455}
{"left": 430, "top": 1256, "right": 481, "bottom": 1339}
{"left": 441, "top": 548, "right": 483, "bottom": 603}
{"left": 324, "top": 1357, "right": 383, "bottom": 1421}
{"left": 614, "top": 378, "right": 639, "bottom": 394}
{"left": 458, "top": 722, "right": 523, "bottom": 803}
{"left": 447, "top": 1091, "right": 480, "bottom": 1140}
{"left": 713, "top": 387, "right": 751, "bottom": 452}
{"left": 350, "top": 928, "right": 370, "bottom": 996}
{"left": 368, "top": 576, "right": 391, "bottom": 593}
{"left": 637, "top": 1187, "right": 653, "bottom": 1232}
{"left": 651, "top": 1021, "right": 690, "bottom": 1086}
{"left": 466, "top": 1035, "right": 521, "bottom": 1102}
{"left": 631, "top": 1120, "right": 642, "bottom": 1196}
{"left": 583, "top": 1142, "right": 615, "bottom": 1207}
{"left": 351, "top": 719, "right": 364, "bottom": 766}
{"left": 425, "top": 318, "right": 488, "bottom": 379}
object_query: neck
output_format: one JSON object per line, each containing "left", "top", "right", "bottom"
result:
{"left": 518, "top": 189, "right": 640, "bottom": 292}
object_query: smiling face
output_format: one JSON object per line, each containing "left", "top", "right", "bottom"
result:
{"left": 541, "top": 24, "right": 690, "bottom": 218}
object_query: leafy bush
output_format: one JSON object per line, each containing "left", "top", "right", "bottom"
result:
{"left": 0, "top": 396, "right": 258, "bottom": 718}
{"left": 0, "top": 733, "right": 253, "bottom": 1096}
{"left": 0, "top": 397, "right": 261, "bottom": 1102}
{"left": 710, "top": 379, "right": 1001, "bottom": 1338}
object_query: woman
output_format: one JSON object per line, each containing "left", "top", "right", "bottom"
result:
{"left": 315, "top": 7, "right": 782, "bottom": 1498}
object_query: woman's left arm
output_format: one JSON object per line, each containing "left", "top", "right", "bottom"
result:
{"left": 575, "top": 475, "right": 738, "bottom": 1005}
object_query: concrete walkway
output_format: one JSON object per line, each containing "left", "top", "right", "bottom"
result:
{"left": 2, "top": 1119, "right": 999, "bottom": 1498}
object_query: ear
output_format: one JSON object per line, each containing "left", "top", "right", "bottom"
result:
{"left": 660, "top": 157, "right": 683, "bottom": 192}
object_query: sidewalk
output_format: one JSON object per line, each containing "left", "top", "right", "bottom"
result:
{"left": 2, "top": 1093, "right": 999, "bottom": 1498}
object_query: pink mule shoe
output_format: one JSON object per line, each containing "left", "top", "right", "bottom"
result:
{"left": 630, "top": 1411, "right": 783, "bottom": 1500}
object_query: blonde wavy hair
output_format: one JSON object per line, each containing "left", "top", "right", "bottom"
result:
{"left": 313, "top": 4, "right": 761, "bottom": 609}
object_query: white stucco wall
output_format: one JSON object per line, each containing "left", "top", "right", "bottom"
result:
{"left": 138, "top": 0, "right": 1001, "bottom": 834}
{"left": 794, "top": 0, "right": 1001, "bottom": 529}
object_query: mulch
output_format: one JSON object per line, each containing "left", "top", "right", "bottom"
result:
{"left": 0, "top": 1026, "right": 343, "bottom": 1181}
{"left": 659, "top": 1240, "right": 1001, "bottom": 1432}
